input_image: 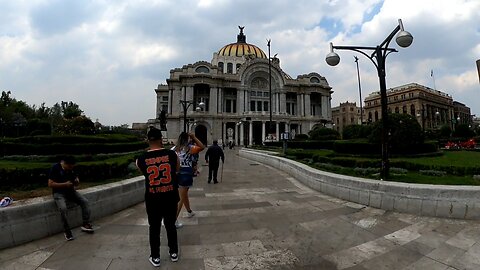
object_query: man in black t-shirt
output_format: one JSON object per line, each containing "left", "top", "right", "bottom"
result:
{"left": 48, "top": 156, "right": 93, "bottom": 241}
{"left": 136, "top": 126, "right": 180, "bottom": 267}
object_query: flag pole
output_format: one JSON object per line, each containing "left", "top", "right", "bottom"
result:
{"left": 431, "top": 69, "right": 436, "bottom": 90}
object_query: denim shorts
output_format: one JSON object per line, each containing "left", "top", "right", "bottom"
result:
{"left": 178, "top": 173, "right": 193, "bottom": 188}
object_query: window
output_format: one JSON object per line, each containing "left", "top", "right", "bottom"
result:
{"left": 227, "top": 63, "right": 233, "bottom": 74}
{"left": 395, "top": 107, "right": 399, "bottom": 113}
{"left": 263, "top": 92, "right": 269, "bottom": 97}
{"left": 161, "top": 104, "right": 168, "bottom": 112}
{"left": 225, "top": 99, "right": 232, "bottom": 113}
{"left": 250, "top": 101, "right": 255, "bottom": 111}
{"left": 374, "top": 111, "right": 379, "bottom": 121}
{"left": 218, "top": 62, "right": 224, "bottom": 72}
{"left": 236, "top": 63, "right": 241, "bottom": 70}
{"left": 310, "top": 77, "right": 320, "bottom": 83}
{"left": 402, "top": 106, "right": 407, "bottom": 114}
{"left": 250, "top": 91, "right": 256, "bottom": 97}
{"left": 410, "top": 104, "right": 415, "bottom": 116}
{"left": 195, "top": 66, "right": 209, "bottom": 73}
{"left": 350, "top": 107, "right": 353, "bottom": 111}
{"left": 351, "top": 118, "right": 354, "bottom": 123}
{"left": 162, "top": 96, "right": 168, "bottom": 101}
{"left": 263, "top": 101, "right": 268, "bottom": 111}
{"left": 257, "top": 101, "right": 262, "bottom": 111}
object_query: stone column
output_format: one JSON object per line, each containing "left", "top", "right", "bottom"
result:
{"left": 276, "top": 122, "right": 280, "bottom": 141}
{"left": 261, "top": 121, "right": 266, "bottom": 143}
{"left": 297, "top": 94, "right": 303, "bottom": 116}
{"left": 222, "top": 122, "right": 226, "bottom": 144}
{"left": 209, "top": 86, "right": 217, "bottom": 113}
{"left": 237, "top": 89, "right": 244, "bottom": 115}
{"left": 321, "top": 95, "right": 328, "bottom": 118}
{"left": 279, "top": 93, "right": 286, "bottom": 114}
{"left": 240, "top": 122, "right": 244, "bottom": 146}
{"left": 218, "top": 87, "right": 223, "bottom": 114}
{"left": 304, "top": 94, "right": 311, "bottom": 116}
{"left": 249, "top": 121, "right": 253, "bottom": 146}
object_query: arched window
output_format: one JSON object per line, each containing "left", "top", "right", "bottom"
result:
{"left": 410, "top": 105, "right": 415, "bottom": 116}
{"left": 368, "top": 112, "right": 372, "bottom": 122}
{"left": 395, "top": 107, "right": 399, "bottom": 113}
{"left": 218, "top": 62, "right": 224, "bottom": 72}
{"left": 310, "top": 77, "right": 320, "bottom": 83}
{"left": 195, "top": 66, "right": 209, "bottom": 73}
{"left": 374, "top": 111, "right": 379, "bottom": 121}
{"left": 227, "top": 63, "right": 233, "bottom": 74}
{"left": 236, "top": 63, "right": 241, "bottom": 70}
{"left": 402, "top": 105, "right": 407, "bottom": 114}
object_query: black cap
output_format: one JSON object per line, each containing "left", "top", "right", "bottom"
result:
{"left": 213, "top": 140, "right": 218, "bottom": 144}
{"left": 147, "top": 126, "right": 163, "bottom": 141}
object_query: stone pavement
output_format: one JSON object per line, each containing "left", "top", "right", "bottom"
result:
{"left": 1, "top": 149, "right": 480, "bottom": 270}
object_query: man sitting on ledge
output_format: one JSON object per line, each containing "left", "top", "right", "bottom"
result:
{"left": 48, "top": 156, "right": 94, "bottom": 241}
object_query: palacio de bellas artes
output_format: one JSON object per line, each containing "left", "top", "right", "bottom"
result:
{"left": 149, "top": 27, "right": 333, "bottom": 146}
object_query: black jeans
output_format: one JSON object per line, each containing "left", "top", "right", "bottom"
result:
{"left": 208, "top": 162, "right": 220, "bottom": 182}
{"left": 145, "top": 197, "right": 178, "bottom": 258}
{"left": 53, "top": 191, "right": 91, "bottom": 232}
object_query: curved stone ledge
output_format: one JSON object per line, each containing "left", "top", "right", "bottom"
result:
{"left": 0, "top": 176, "right": 145, "bottom": 250}
{"left": 240, "top": 149, "right": 480, "bottom": 220}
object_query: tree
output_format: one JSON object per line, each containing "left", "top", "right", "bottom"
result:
{"left": 342, "top": 124, "right": 374, "bottom": 140}
{"left": 61, "top": 101, "right": 83, "bottom": 119}
{"left": 453, "top": 124, "right": 475, "bottom": 139}
{"left": 308, "top": 127, "right": 340, "bottom": 140}
{"left": 368, "top": 113, "right": 424, "bottom": 154}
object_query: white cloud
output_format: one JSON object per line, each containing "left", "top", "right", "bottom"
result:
{"left": 0, "top": 0, "right": 479, "bottom": 126}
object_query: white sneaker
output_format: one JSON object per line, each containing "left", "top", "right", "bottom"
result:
{"left": 149, "top": 256, "right": 160, "bottom": 267}
{"left": 186, "top": 211, "right": 195, "bottom": 218}
{"left": 175, "top": 221, "right": 183, "bottom": 228}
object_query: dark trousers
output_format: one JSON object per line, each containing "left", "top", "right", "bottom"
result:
{"left": 208, "top": 162, "right": 220, "bottom": 183}
{"left": 145, "top": 197, "right": 178, "bottom": 258}
{"left": 53, "top": 191, "right": 91, "bottom": 232}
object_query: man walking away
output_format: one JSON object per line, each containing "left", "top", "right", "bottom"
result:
{"left": 48, "top": 156, "right": 94, "bottom": 241}
{"left": 136, "top": 126, "right": 180, "bottom": 267}
{"left": 205, "top": 140, "right": 225, "bottom": 184}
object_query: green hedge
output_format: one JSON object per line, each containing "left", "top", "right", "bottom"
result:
{"left": 0, "top": 153, "right": 141, "bottom": 190}
{"left": 0, "top": 141, "right": 147, "bottom": 156}
{"left": 265, "top": 140, "right": 336, "bottom": 149}
{"left": 6, "top": 134, "right": 141, "bottom": 144}
{"left": 333, "top": 140, "right": 438, "bottom": 155}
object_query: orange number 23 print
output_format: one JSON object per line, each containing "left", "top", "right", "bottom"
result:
{"left": 146, "top": 163, "right": 172, "bottom": 186}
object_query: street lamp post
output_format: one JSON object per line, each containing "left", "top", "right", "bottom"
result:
{"left": 267, "top": 39, "right": 273, "bottom": 136}
{"left": 326, "top": 19, "right": 413, "bottom": 180}
{"left": 180, "top": 99, "right": 204, "bottom": 133}
{"left": 354, "top": 56, "right": 364, "bottom": 124}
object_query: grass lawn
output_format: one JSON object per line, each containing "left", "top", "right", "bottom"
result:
{"left": 277, "top": 148, "right": 480, "bottom": 185}
{"left": 392, "top": 150, "right": 480, "bottom": 167}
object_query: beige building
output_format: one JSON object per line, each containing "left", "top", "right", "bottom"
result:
{"left": 363, "top": 83, "right": 460, "bottom": 130}
{"left": 149, "top": 27, "right": 333, "bottom": 145}
{"left": 331, "top": 102, "right": 362, "bottom": 135}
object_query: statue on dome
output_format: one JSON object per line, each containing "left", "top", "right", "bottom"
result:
{"left": 238, "top": 25, "right": 245, "bottom": 34}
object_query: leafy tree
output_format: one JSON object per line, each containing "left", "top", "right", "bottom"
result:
{"left": 439, "top": 125, "right": 452, "bottom": 138}
{"left": 453, "top": 124, "right": 475, "bottom": 139}
{"left": 61, "top": 101, "right": 83, "bottom": 119}
{"left": 342, "top": 124, "right": 374, "bottom": 139}
{"left": 368, "top": 113, "right": 424, "bottom": 153}
{"left": 308, "top": 127, "right": 340, "bottom": 140}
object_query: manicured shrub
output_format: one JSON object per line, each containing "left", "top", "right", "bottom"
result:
{"left": 308, "top": 127, "right": 340, "bottom": 140}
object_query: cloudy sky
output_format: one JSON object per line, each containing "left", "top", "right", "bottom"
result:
{"left": 1, "top": 0, "right": 479, "bottom": 126}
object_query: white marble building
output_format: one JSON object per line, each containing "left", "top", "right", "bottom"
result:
{"left": 151, "top": 27, "right": 333, "bottom": 146}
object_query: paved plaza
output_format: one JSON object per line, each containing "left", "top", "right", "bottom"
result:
{"left": 1, "top": 149, "right": 480, "bottom": 269}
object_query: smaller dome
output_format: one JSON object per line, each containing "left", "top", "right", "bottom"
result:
{"left": 217, "top": 26, "right": 267, "bottom": 59}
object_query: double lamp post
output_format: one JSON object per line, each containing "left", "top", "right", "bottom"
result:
{"left": 180, "top": 99, "right": 205, "bottom": 133}
{"left": 326, "top": 19, "right": 413, "bottom": 180}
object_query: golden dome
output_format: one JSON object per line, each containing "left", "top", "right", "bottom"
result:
{"left": 218, "top": 26, "right": 267, "bottom": 59}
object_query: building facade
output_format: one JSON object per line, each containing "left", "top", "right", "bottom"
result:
{"left": 150, "top": 27, "right": 333, "bottom": 145}
{"left": 363, "top": 83, "right": 462, "bottom": 130}
{"left": 331, "top": 102, "right": 362, "bottom": 135}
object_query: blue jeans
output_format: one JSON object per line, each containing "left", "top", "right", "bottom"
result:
{"left": 53, "top": 191, "right": 91, "bottom": 232}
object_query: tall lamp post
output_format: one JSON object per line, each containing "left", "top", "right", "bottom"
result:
{"left": 180, "top": 99, "right": 205, "bottom": 132}
{"left": 326, "top": 19, "right": 413, "bottom": 180}
{"left": 267, "top": 39, "right": 273, "bottom": 136}
{"left": 354, "top": 56, "right": 364, "bottom": 124}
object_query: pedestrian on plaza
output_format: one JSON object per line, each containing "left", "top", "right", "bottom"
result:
{"left": 48, "top": 156, "right": 94, "bottom": 241}
{"left": 136, "top": 126, "right": 180, "bottom": 267}
{"left": 173, "top": 132, "right": 205, "bottom": 228}
{"left": 205, "top": 140, "right": 225, "bottom": 184}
